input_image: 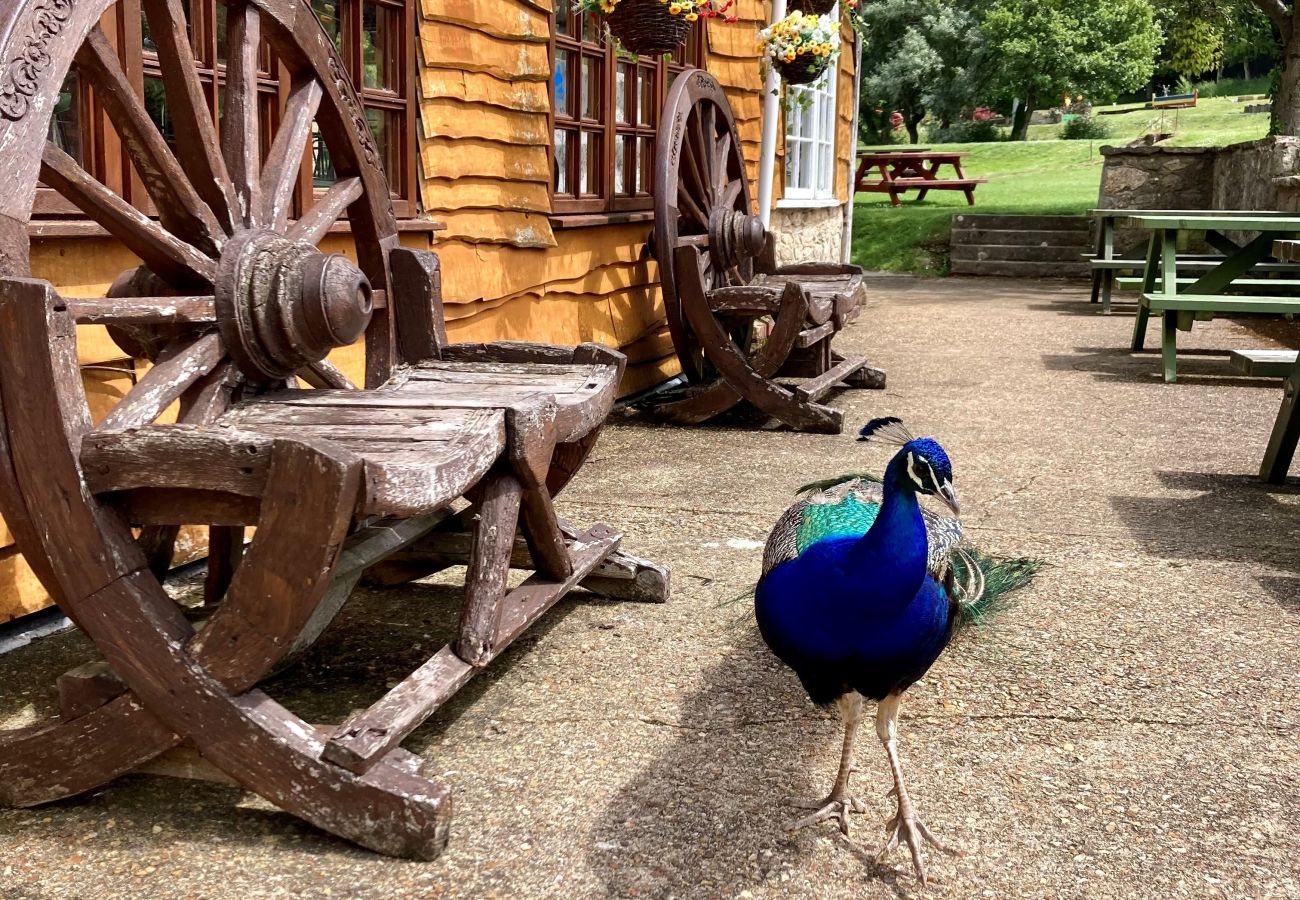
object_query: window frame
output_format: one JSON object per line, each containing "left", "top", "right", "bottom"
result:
{"left": 548, "top": 8, "right": 706, "bottom": 220}
{"left": 34, "top": 0, "right": 418, "bottom": 222}
{"left": 781, "top": 63, "right": 838, "bottom": 206}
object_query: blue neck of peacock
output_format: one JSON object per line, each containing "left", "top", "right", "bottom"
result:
{"left": 847, "top": 450, "right": 929, "bottom": 606}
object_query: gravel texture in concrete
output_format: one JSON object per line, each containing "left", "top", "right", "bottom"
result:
{"left": 2, "top": 277, "right": 1298, "bottom": 899}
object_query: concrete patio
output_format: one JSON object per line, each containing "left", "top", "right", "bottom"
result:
{"left": 1, "top": 277, "right": 1297, "bottom": 899}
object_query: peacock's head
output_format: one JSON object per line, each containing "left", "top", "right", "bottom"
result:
{"left": 857, "top": 417, "right": 960, "bottom": 515}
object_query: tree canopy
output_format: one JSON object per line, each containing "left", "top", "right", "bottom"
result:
{"left": 979, "top": 0, "right": 1161, "bottom": 138}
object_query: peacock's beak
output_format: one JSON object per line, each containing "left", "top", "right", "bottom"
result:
{"left": 938, "top": 480, "right": 960, "bottom": 516}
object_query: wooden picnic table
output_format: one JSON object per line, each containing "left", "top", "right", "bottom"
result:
{"left": 854, "top": 149, "right": 986, "bottom": 207}
{"left": 1258, "top": 239, "right": 1300, "bottom": 483}
{"left": 1121, "top": 213, "right": 1300, "bottom": 382}
{"left": 1087, "top": 209, "right": 1300, "bottom": 313}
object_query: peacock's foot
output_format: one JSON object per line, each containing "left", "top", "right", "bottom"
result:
{"left": 788, "top": 794, "right": 868, "bottom": 836}
{"left": 876, "top": 803, "right": 958, "bottom": 886}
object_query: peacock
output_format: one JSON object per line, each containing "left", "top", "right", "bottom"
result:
{"left": 754, "top": 417, "right": 1039, "bottom": 885}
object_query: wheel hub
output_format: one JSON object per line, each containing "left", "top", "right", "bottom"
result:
{"left": 215, "top": 230, "right": 373, "bottom": 381}
{"left": 708, "top": 208, "right": 766, "bottom": 269}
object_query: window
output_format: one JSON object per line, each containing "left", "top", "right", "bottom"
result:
{"left": 40, "top": 0, "right": 416, "bottom": 219}
{"left": 783, "top": 66, "right": 837, "bottom": 204}
{"left": 550, "top": 1, "right": 706, "bottom": 216}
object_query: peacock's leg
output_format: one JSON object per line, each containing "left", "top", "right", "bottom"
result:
{"left": 874, "top": 693, "right": 957, "bottom": 885}
{"left": 789, "top": 692, "right": 867, "bottom": 835}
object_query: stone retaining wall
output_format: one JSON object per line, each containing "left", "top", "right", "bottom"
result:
{"left": 771, "top": 204, "right": 845, "bottom": 266}
{"left": 1098, "top": 136, "right": 1300, "bottom": 213}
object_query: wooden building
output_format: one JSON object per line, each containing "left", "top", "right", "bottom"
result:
{"left": 3, "top": 0, "right": 862, "bottom": 622}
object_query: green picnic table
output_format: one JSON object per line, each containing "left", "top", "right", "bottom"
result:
{"left": 1088, "top": 209, "right": 1300, "bottom": 314}
{"left": 1121, "top": 213, "right": 1300, "bottom": 382}
{"left": 1259, "top": 239, "right": 1300, "bottom": 483}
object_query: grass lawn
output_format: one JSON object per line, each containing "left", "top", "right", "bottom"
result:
{"left": 853, "top": 94, "right": 1273, "bottom": 275}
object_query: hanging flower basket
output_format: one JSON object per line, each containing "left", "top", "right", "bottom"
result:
{"left": 787, "top": 0, "right": 836, "bottom": 16}
{"left": 758, "top": 12, "right": 841, "bottom": 86}
{"left": 774, "top": 53, "right": 832, "bottom": 86}
{"left": 587, "top": 0, "right": 735, "bottom": 57}
{"left": 605, "top": 0, "right": 692, "bottom": 55}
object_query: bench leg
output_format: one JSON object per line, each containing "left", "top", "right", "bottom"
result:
{"left": 964, "top": 188, "right": 976, "bottom": 206}
{"left": 1131, "top": 301, "right": 1150, "bottom": 351}
{"left": 1102, "top": 269, "right": 1115, "bottom": 315}
{"left": 1261, "top": 365, "right": 1300, "bottom": 483}
{"left": 1090, "top": 271, "right": 1102, "bottom": 305}
{"left": 1162, "top": 310, "right": 1179, "bottom": 383}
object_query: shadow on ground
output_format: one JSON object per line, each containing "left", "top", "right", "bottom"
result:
{"left": 584, "top": 627, "right": 923, "bottom": 898}
{"left": 1110, "top": 470, "right": 1300, "bottom": 575}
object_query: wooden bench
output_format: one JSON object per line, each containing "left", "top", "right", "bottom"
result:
{"left": 1231, "top": 349, "right": 1299, "bottom": 377}
{"left": 1151, "top": 91, "right": 1198, "bottom": 110}
{"left": 646, "top": 72, "right": 884, "bottom": 433}
{"left": 0, "top": 2, "right": 667, "bottom": 860}
{"left": 1133, "top": 293, "right": 1300, "bottom": 381}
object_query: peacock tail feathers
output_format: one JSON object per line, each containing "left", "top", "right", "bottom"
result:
{"left": 948, "top": 547, "right": 1042, "bottom": 634}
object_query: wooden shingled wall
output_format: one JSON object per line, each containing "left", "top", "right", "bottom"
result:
{"left": 415, "top": 0, "right": 784, "bottom": 395}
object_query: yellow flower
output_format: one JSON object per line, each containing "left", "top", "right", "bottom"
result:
{"left": 686, "top": 11, "right": 698, "bottom": 19}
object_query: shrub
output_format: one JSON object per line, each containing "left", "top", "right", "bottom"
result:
{"left": 1060, "top": 116, "right": 1111, "bottom": 140}
{"left": 928, "top": 120, "right": 1003, "bottom": 144}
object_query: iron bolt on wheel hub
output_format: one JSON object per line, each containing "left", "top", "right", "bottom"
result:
{"left": 216, "top": 229, "right": 373, "bottom": 382}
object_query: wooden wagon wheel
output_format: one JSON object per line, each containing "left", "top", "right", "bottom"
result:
{"left": 0, "top": 0, "right": 399, "bottom": 572}
{"left": 653, "top": 69, "right": 766, "bottom": 384}
{"left": 0, "top": 0, "right": 457, "bottom": 858}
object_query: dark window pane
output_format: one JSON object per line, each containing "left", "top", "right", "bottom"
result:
{"left": 49, "top": 72, "right": 81, "bottom": 164}
{"left": 581, "top": 130, "right": 599, "bottom": 195}
{"left": 582, "top": 56, "right": 599, "bottom": 120}
{"left": 363, "top": 3, "right": 399, "bottom": 91}
{"left": 143, "top": 76, "right": 177, "bottom": 151}
{"left": 365, "top": 106, "right": 400, "bottom": 184}
{"left": 216, "top": 1, "right": 228, "bottom": 65}
{"left": 639, "top": 135, "right": 653, "bottom": 194}
{"left": 638, "top": 67, "right": 653, "bottom": 125}
{"left": 616, "top": 63, "right": 629, "bottom": 124}
{"left": 312, "top": 121, "right": 336, "bottom": 187}
{"left": 556, "top": 0, "right": 572, "bottom": 36}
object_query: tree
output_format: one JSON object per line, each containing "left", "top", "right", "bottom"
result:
{"left": 1240, "top": 2, "right": 1300, "bottom": 133}
{"left": 980, "top": 0, "right": 1161, "bottom": 140}
{"left": 855, "top": 0, "right": 983, "bottom": 144}
{"left": 1159, "top": 0, "right": 1275, "bottom": 82}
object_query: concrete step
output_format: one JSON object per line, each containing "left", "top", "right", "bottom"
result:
{"left": 950, "top": 258, "right": 1090, "bottom": 278}
{"left": 951, "top": 243, "right": 1089, "bottom": 263}
{"left": 951, "top": 227, "right": 1095, "bottom": 248}
{"left": 951, "top": 213, "right": 1092, "bottom": 232}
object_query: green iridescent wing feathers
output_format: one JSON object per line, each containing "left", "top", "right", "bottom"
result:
{"left": 761, "top": 476, "right": 962, "bottom": 581}
{"left": 759, "top": 474, "right": 1039, "bottom": 630}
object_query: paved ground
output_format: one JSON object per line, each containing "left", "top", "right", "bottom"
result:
{"left": 2, "top": 277, "right": 1299, "bottom": 899}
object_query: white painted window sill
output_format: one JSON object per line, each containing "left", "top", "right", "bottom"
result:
{"left": 776, "top": 197, "right": 842, "bottom": 210}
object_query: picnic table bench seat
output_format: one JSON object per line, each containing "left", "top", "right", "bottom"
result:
{"left": 0, "top": 0, "right": 669, "bottom": 863}
{"left": 854, "top": 150, "right": 983, "bottom": 207}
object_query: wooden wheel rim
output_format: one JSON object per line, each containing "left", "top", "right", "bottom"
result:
{"left": 653, "top": 69, "right": 754, "bottom": 384}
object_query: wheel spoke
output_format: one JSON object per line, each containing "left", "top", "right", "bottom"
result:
{"left": 712, "top": 131, "right": 732, "bottom": 200}
{"left": 65, "top": 295, "right": 216, "bottom": 326}
{"left": 286, "top": 176, "right": 363, "bottom": 245}
{"left": 41, "top": 144, "right": 216, "bottom": 287}
{"left": 260, "top": 78, "right": 323, "bottom": 231}
{"left": 222, "top": 0, "right": 262, "bottom": 227}
{"left": 76, "top": 26, "right": 223, "bottom": 256}
{"left": 679, "top": 127, "right": 712, "bottom": 221}
{"left": 139, "top": 0, "right": 239, "bottom": 234}
{"left": 676, "top": 183, "right": 709, "bottom": 229}
{"left": 97, "top": 332, "right": 227, "bottom": 433}
{"left": 691, "top": 107, "right": 715, "bottom": 203}
{"left": 719, "top": 179, "right": 743, "bottom": 211}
